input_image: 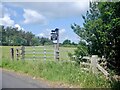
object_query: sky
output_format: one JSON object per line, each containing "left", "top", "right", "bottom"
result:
{"left": 0, "top": 0, "right": 90, "bottom": 43}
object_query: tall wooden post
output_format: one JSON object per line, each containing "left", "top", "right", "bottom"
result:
{"left": 21, "top": 46, "right": 25, "bottom": 61}
{"left": 54, "top": 44, "right": 59, "bottom": 61}
{"left": 54, "top": 43, "right": 57, "bottom": 60}
{"left": 56, "top": 28, "right": 59, "bottom": 61}
{"left": 16, "top": 48, "right": 20, "bottom": 60}
{"left": 51, "top": 28, "right": 59, "bottom": 61}
{"left": 57, "top": 29, "right": 59, "bottom": 60}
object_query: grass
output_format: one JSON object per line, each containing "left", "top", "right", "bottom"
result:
{"left": 1, "top": 46, "right": 113, "bottom": 88}
{"left": 1, "top": 46, "right": 75, "bottom": 61}
{"left": 2, "top": 59, "right": 111, "bottom": 88}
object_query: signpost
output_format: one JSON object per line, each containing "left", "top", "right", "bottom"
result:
{"left": 51, "top": 28, "right": 59, "bottom": 61}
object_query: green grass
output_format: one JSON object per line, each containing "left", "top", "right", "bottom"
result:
{"left": 1, "top": 46, "right": 75, "bottom": 61}
{"left": 1, "top": 46, "right": 112, "bottom": 88}
{"left": 2, "top": 59, "right": 111, "bottom": 88}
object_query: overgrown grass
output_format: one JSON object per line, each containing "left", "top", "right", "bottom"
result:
{"left": 2, "top": 59, "right": 111, "bottom": 88}
{"left": 1, "top": 46, "right": 113, "bottom": 88}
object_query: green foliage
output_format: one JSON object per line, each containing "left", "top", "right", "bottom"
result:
{"left": 62, "top": 39, "right": 71, "bottom": 45}
{"left": 71, "top": 41, "right": 88, "bottom": 64}
{"left": 0, "top": 25, "right": 52, "bottom": 46}
{"left": 75, "top": 45, "right": 88, "bottom": 58}
{"left": 71, "top": 2, "right": 120, "bottom": 74}
{"left": 40, "top": 37, "right": 53, "bottom": 46}
{"left": 62, "top": 39, "right": 77, "bottom": 47}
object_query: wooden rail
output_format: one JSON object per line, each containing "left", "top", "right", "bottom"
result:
{"left": 97, "top": 64, "right": 109, "bottom": 77}
{"left": 80, "top": 55, "right": 109, "bottom": 78}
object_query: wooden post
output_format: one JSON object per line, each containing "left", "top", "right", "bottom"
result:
{"left": 54, "top": 28, "right": 59, "bottom": 61}
{"left": 102, "top": 56, "right": 107, "bottom": 69}
{"left": 51, "top": 28, "right": 59, "bottom": 61}
{"left": 44, "top": 48, "right": 46, "bottom": 61}
{"left": 54, "top": 44, "right": 59, "bottom": 61}
{"left": 54, "top": 43, "right": 57, "bottom": 60}
{"left": 57, "top": 29, "right": 59, "bottom": 61}
{"left": 16, "top": 48, "right": 20, "bottom": 60}
{"left": 21, "top": 46, "right": 25, "bottom": 61}
{"left": 10, "top": 48, "right": 14, "bottom": 60}
{"left": 90, "top": 55, "right": 98, "bottom": 74}
{"left": 56, "top": 50, "right": 59, "bottom": 60}
{"left": 33, "top": 46, "right": 35, "bottom": 61}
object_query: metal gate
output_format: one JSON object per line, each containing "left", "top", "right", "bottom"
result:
{"left": 24, "top": 46, "right": 54, "bottom": 61}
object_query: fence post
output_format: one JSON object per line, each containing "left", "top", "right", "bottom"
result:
{"left": 33, "top": 46, "right": 35, "bottom": 61}
{"left": 21, "top": 46, "right": 25, "bottom": 61}
{"left": 10, "top": 48, "right": 14, "bottom": 60}
{"left": 16, "top": 48, "right": 20, "bottom": 60}
{"left": 54, "top": 44, "right": 56, "bottom": 60}
{"left": 44, "top": 48, "right": 46, "bottom": 61}
{"left": 54, "top": 44, "right": 59, "bottom": 61}
{"left": 90, "top": 55, "right": 98, "bottom": 74}
{"left": 56, "top": 50, "right": 59, "bottom": 60}
{"left": 102, "top": 56, "right": 107, "bottom": 69}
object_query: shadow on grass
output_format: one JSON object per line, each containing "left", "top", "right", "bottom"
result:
{"left": 110, "top": 80, "right": 120, "bottom": 90}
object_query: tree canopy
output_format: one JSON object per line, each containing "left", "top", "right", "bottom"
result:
{"left": 0, "top": 25, "right": 53, "bottom": 46}
{"left": 71, "top": 2, "right": 120, "bottom": 74}
{"left": 62, "top": 39, "right": 71, "bottom": 45}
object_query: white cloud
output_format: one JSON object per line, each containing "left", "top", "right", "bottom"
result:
{"left": 0, "top": 14, "right": 14, "bottom": 26}
{"left": 6, "top": 0, "right": 89, "bottom": 19}
{"left": 0, "top": 4, "right": 17, "bottom": 18}
{"left": 14, "top": 24, "right": 24, "bottom": 30}
{"left": 23, "top": 9, "right": 46, "bottom": 24}
{"left": 65, "top": 36, "right": 69, "bottom": 40}
{"left": 59, "top": 29, "right": 66, "bottom": 35}
{"left": 37, "top": 33, "right": 45, "bottom": 37}
{"left": 0, "top": 4, "right": 17, "bottom": 26}
{"left": 6, "top": 8, "right": 17, "bottom": 17}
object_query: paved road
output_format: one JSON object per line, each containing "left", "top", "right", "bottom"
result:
{"left": 2, "top": 69, "right": 51, "bottom": 88}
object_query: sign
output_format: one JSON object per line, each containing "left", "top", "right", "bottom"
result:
{"left": 51, "top": 28, "right": 59, "bottom": 41}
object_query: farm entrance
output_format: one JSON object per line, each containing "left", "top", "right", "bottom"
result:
{"left": 10, "top": 46, "right": 75, "bottom": 62}
{"left": 19, "top": 46, "right": 75, "bottom": 61}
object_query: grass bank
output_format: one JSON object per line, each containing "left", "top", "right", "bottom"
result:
{"left": 2, "top": 59, "right": 111, "bottom": 88}
{"left": 1, "top": 46, "right": 112, "bottom": 88}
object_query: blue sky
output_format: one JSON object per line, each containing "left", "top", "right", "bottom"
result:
{"left": 0, "top": 0, "right": 90, "bottom": 43}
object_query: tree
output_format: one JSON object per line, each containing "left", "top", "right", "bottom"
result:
{"left": 1, "top": 25, "right": 51, "bottom": 46}
{"left": 62, "top": 39, "right": 71, "bottom": 45}
{"left": 98, "top": 2, "right": 120, "bottom": 74}
{"left": 74, "top": 41, "right": 88, "bottom": 64}
{"left": 25, "top": 32, "right": 34, "bottom": 46}
{"left": 31, "top": 37, "right": 40, "bottom": 46}
{"left": 71, "top": 2, "right": 120, "bottom": 74}
{"left": 0, "top": 26, "right": 3, "bottom": 45}
{"left": 40, "top": 37, "right": 52, "bottom": 46}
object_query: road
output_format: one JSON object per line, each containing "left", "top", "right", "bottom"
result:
{"left": 2, "top": 69, "right": 51, "bottom": 88}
